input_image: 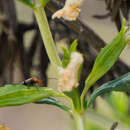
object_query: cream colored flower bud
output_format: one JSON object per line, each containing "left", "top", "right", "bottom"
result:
{"left": 58, "top": 52, "right": 83, "bottom": 92}
{"left": 52, "top": 0, "right": 83, "bottom": 21}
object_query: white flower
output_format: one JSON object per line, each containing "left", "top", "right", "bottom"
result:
{"left": 58, "top": 52, "right": 83, "bottom": 92}
{"left": 52, "top": 0, "right": 83, "bottom": 21}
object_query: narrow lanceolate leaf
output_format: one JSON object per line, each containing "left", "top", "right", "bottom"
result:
{"left": 87, "top": 72, "right": 130, "bottom": 108}
{"left": 81, "top": 19, "right": 129, "bottom": 99}
{"left": 0, "top": 85, "right": 64, "bottom": 107}
{"left": 62, "top": 40, "right": 78, "bottom": 68}
{"left": 18, "top": 0, "right": 50, "bottom": 8}
{"left": 69, "top": 40, "right": 78, "bottom": 53}
{"left": 61, "top": 47, "right": 70, "bottom": 68}
{"left": 35, "top": 97, "right": 71, "bottom": 113}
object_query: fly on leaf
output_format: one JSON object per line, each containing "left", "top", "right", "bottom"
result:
{"left": 21, "top": 78, "right": 43, "bottom": 87}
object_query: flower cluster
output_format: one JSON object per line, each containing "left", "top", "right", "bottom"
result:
{"left": 52, "top": 0, "right": 83, "bottom": 21}
{"left": 58, "top": 52, "right": 83, "bottom": 92}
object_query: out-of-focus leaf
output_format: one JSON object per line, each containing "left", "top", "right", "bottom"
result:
{"left": 18, "top": 0, "right": 50, "bottom": 8}
{"left": 0, "top": 85, "right": 64, "bottom": 107}
{"left": 35, "top": 97, "right": 71, "bottom": 112}
{"left": 87, "top": 72, "right": 130, "bottom": 108}
{"left": 107, "top": 92, "right": 129, "bottom": 115}
{"left": 106, "top": 92, "right": 130, "bottom": 126}
{"left": 85, "top": 122, "right": 104, "bottom": 130}
{"left": 82, "top": 19, "right": 129, "bottom": 96}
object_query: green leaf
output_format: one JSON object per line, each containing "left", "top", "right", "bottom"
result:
{"left": 107, "top": 92, "right": 129, "bottom": 115}
{"left": 61, "top": 47, "right": 70, "bottom": 68}
{"left": 64, "top": 88, "right": 81, "bottom": 113}
{"left": 69, "top": 40, "right": 78, "bottom": 53}
{"left": 35, "top": 97, "right": 71, "bottom": 112}
{"left": 18, "top": 0, "right": 50, "bottom": 8}
{"left": 61, "top": 40, "right": 78, "bottom": 68}
{"left": 106, "top": 92, "right": 130, "bottom": 126}
{"left": 0, "top": 85, "right": 64, "bottom": 107}
{"left": 82, "top": 19, "right": 129, "bottom": 98}
{"left": 87, "top": 72, "right": 130, "bottom": 108}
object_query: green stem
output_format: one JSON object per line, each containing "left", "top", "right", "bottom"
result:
{"left": 80, "top": 79, "right": 92, "bottom": 111}
{"left": 34, "top": 5, "right": 62, "bottom": 73}
{"left": 73, "top": 112, "right": 85, "bottom": 130}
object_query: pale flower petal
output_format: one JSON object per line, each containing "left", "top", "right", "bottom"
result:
{"left": 52, "top": 0, "right": 83, "bottom": 21}
{"left": 58, "top": 52, "right": 83, "bottom": 92}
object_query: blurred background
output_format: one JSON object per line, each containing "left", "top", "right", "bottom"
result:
{"left": 0, "top": 0, "right": 130, "bottom": 130}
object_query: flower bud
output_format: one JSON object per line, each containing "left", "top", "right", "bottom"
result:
{"left": 52, "top": 0, "right": 83, "bottom": 21}
{"left": 58, "top": 52, "right": 83, "bottom": 92}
